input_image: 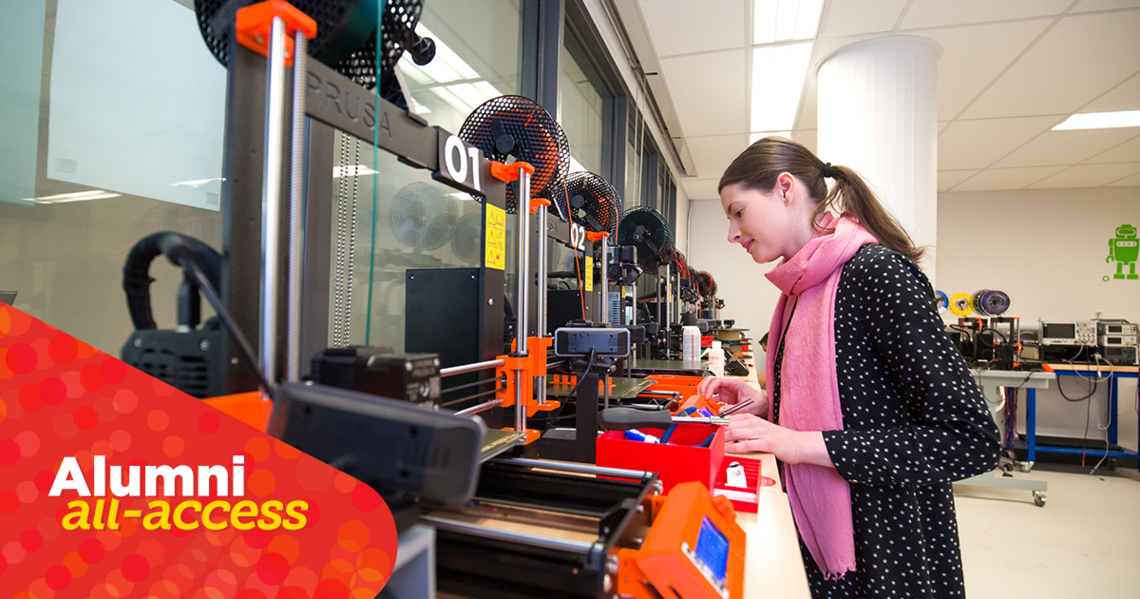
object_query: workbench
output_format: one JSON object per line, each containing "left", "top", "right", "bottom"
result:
{"left": 1026, "top": 364, "right": 1139, "bottom": 469}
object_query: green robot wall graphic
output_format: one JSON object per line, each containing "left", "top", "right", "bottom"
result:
{"left": 1106, "top": 224, "right": 1138, "bottom": 280}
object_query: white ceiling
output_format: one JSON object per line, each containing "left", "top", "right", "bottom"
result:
{"left": 617, "top": 0, "right": 1140, "bottom": 200}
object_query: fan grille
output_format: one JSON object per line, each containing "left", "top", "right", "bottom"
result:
{"left": 194, "top": 0, "right": 422, "bottom": 89}
{"left": 565, "top": 172, "right": 621, "bottom": 236}
{"left": 459, "top": 96, "right": 570, "bottom": 215}
{"left": 618, "top": 206, "right": 673, "bottom": 270}
{"left": 697, "top": 271, "right": 717, "bottom": 296}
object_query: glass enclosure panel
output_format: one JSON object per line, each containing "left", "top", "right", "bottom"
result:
{"left": 0, "top": 0, "right": 225, "bottom": 354}
{"left": 353, "top": 0, "right": 523, "bottom": 347}
{"left": 330, "top": 132, "right": 484, "bottom": 352}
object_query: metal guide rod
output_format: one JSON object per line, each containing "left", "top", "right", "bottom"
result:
{"left": 515, "top": 169, "right": 531, "bottom": 434}
{"left": 536, "top": 202, "right": 548, "bottom": 406}
{"left": 492, "top": 457, "right": 652, "bottom": 480}
{"left": 440, "top": 359, "right": 506, "bottom": 377}
{"left": 420, "top": 515, "right": 598, "bottom": 554}
{"left": 630, "top": 284, "right": 636, "bottom": 326}
{"left": 664, "top": 263, "right": 671, "bottom": 359}
{"left": 260, "top": 16, "right": 288, "bottom": 387}
{"left": 455, "top": 399, "right": 505, "bottom": 416}
{"left": 285, "top": 30, "right": 308, "bottom": 383}
{"left": 599, "top": 234, "right": 609, "bottom": 324}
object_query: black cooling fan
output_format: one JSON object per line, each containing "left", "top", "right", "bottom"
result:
{"left": 696, "top": 271, "right": 717, "bottom": 297}
{"left": 194, "top": 0, "right": 434, "bottom": 101}
{"left": 617, "top": 206, "right": 673, "bottom": 271}
{"left": 564, "top": 172, "right": 621, "bottom": 236}
{"left": 388, "top": 182, "right": 458, "bottom": 251}
{"left": 458, "top": 96, "right": 570, "bottom": 216}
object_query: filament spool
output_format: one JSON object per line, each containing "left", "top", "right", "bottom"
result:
{"left": 934, "top": 290, "right": 949, "bottom": 315}
{"left": 948, "top": 292, "right": 974, "bottom": 318}
{"left": 972, "top": 289, "right": 1011, "bottom": 316}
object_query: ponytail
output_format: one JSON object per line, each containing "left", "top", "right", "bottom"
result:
{"left": 718, "top": 136, "right": 924, "bottom": 264}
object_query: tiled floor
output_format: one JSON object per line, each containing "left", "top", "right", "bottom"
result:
{"left": 954, "top": 462, "right": 1140, "bottom": 598}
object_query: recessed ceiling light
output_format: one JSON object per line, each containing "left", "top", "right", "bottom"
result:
{"left": 750, "top": 43, "right": 813, "bottom": 133}
{"left": 1052, "top": 110, "right": 1140, "bottom": 131}
{"left": 754, "top": 0, "right": 823, "bottom": 45}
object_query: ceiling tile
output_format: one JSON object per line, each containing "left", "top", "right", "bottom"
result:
{"left": 686, "top": 135, "right": 750, "bottom": 179}
{"left": 1085, "top": 133, "right": 1140, "bottom": 164}
{"left": 952, "top": 166, "right": 1063, "bottom": 191}
{"left": 1082, "top": 71, "right": 1140, "bottom": 113}
{"left": 1072, "top": 0, "right": 1140, "bottom": 12}
{"left": 993, "top": 128, "right": 1139, "bottom": 167}
{"left": 1105, "top": 172, "right": 1140, "bottom": 186}
{"left": 919, "top": 19, "right": 1052, "bottom": 120}
{"left": 962, "top": 11, "right": 1140, "bottom": 119}
{"left": 1027, "top": 162, "right": 1140, "bottom": 188}
{"left": 937, "top": 116, "right": 1059, "bottom": 170}
{"left": 937, "top": 170, "right": 979, "bottom": 191}
{"left": 818, "top": 0, "right": 907, "bottom": 38}
{"left": 901, "top": 0, "right": 1070, "bottom": 29}
{"left": 679, "top": 178, "right": 722, "bottom": 201}
{"left": 637, "top": 0, "right": 747, "bottom": 58}
{"left": 658, "top": 50, "right": 748, "bottom": 137}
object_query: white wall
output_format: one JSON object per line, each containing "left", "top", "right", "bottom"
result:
{"left": 939, "top": 186, "right": 1140, "bottom": 452}
{"left": 688, "top": 198, "right": 782, "bottom": 368}
{"left": 936, "top": 187, "right": 1139, "bottom": 324}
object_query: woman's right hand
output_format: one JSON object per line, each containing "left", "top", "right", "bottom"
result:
{"left": 697, "top": 377, "right": 767, "bottom": 417}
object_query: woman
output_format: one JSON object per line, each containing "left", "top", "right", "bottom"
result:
{"left": 697, "top": 137, "right": 999, "bottom": 598}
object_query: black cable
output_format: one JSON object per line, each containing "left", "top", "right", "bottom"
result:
{"left": 181, "top": 257, "right": 273, "bottom": 394}
{"left": 565, "top": 349, "right": 598, "bottom": 401}
{"left": 1057, "top": 374, "right": 1098, "bottom": 402}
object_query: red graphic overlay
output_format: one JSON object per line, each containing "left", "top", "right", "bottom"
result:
{"left": 0, "top": 305, "right": 397, "bottom": 598}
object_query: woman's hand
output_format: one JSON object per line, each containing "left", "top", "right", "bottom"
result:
{"left": 723, "top": 414, "right": 834, "bottom": 468}
{"left": 697, "top": 377, "right": 768, "bottom": 417}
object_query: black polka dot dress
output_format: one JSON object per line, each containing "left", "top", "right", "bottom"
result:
{"left": 770, "top": 244, "right": 1000, "bottom": 598}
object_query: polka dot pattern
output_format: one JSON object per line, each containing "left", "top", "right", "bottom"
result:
{"left": 770, "top": 245, "right": 1001, "bottom": 598}
{"left": 0, "top": 305, "right": 397, "bottom": 597}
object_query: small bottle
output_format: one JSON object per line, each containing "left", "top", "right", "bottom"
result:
{"left": 709, "top": 340, "right": 726, "bottom": 377}
{"left": 682, "top": 325, "right": 701, "bottom": 362}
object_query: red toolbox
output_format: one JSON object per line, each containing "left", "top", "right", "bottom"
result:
{"left": 596, "top": 424, "right": 725, "bottom": 494}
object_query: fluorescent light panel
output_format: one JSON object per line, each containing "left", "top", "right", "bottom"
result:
{"left": 24, "top": 189, "right": 122, "bottom": 203}
{"left": 754, "top": 0, "right": 823, "bottom": 45}
{"left": 750, "top": 43, "right": 813, "bottom": 132}
{"left": 1052, "top": 110, "right": 1140, "bottom": 131}
{"left": 333, "top": 165, "right": 379, "bottom": 178}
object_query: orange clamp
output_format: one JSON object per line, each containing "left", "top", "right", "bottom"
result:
{"left": 529, "top": 197, "right": 552, "bottom": 215}
{"left": 489, "top": 161, "right": 536, "bottom": 183}
{"left": 235, "top": 0, "right": 318, "bottom": 67}
{"left": 585, "top": 231, "right": 610, "bottom": 242}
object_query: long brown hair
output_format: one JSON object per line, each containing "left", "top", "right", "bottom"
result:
{"left": 718, "top": 136, "right": 924, "bottom": 263}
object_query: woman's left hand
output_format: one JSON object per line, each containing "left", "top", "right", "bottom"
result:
{"left": 724, "top": 414, "right": 833, "bottom": 468}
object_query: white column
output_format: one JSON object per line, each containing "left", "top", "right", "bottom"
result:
{"left": 817, "top": 37, "right": 940, "bottom": 281}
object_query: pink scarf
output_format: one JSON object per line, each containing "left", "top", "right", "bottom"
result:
{"left": 764, "top": 212, "right": 877, "bottom": 579}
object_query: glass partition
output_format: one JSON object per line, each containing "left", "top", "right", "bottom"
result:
{"left": 0, "top": 0, "right": 225, "bottom": 354}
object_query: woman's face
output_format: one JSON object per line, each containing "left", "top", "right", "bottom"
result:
{"left": 720, "top": 180, "right": 804, "bottom": 264}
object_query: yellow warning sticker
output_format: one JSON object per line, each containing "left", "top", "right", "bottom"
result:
{"left": 584, "top": 256, "right": 593, "bottom": 292}
{"left": 485, "top": 204, "right": 506, "bottom": 270}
